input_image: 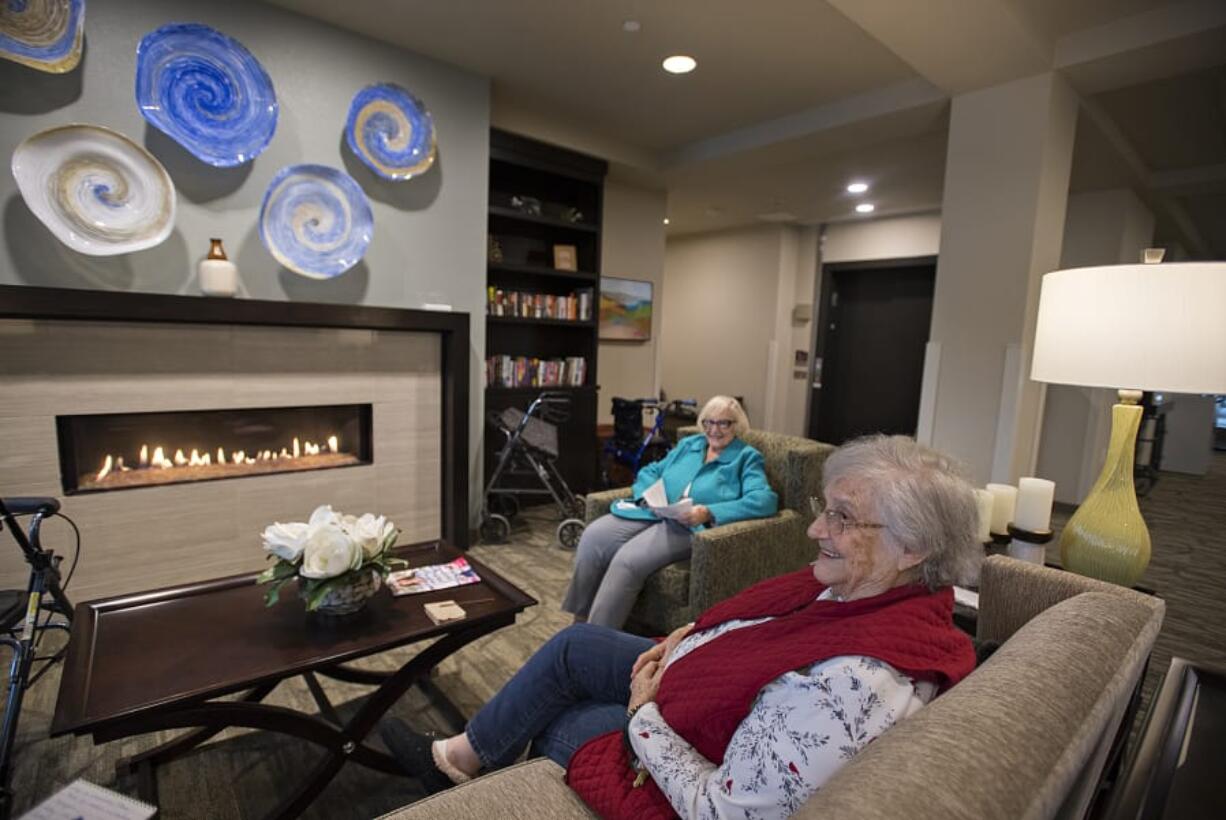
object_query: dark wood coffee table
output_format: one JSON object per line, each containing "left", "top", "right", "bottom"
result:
{"left": 50, "top": 541, "right": 536, "bottom": 819}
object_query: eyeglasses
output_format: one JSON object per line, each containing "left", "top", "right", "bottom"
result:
{"left": 701, "top": 419, "right": 734, "bottom": 431}
{"left": 809, "top": 497, "right": 887, "bottom": 537}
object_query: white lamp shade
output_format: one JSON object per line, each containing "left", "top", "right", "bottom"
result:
{"left": 1031, "top": 262, "right": 1226, "bottom": 394}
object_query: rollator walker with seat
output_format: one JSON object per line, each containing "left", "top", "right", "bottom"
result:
{"left": 481, "top": 392, "right": 586, "bottom": 549}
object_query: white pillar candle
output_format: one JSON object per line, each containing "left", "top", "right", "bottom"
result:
{"left": 973, "top": 489, "right": 994, "bottom": 543}
{"left": 986, "top": 483, "right": 1017, "bottom": 535}
{"left": 1014, "top": 477, "right": 1056, "bottom": 532}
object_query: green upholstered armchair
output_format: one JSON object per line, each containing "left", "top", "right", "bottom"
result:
{"left": 583, "top": 428, "right": 834, "bottom": 636}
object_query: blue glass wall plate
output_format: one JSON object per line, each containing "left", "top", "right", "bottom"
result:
{"left": 11, "top": 121, "right": 177, "bottom": 253}
{"left": 0, "top": 0, "right": 84, "bottom": 73}
{"left": 135, "top": 22, "right": 277, "bottom": 167}
{"left": 11, "top": 123, "right": 176, "bottom": 256}
{"left": 344, "top": 83, "right": 437, "bottom": 181}
{"left": 259, "top": 164, "right": 373, "bottom": 279}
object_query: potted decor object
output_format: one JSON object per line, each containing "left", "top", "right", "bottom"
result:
{"left": 199, "top": 238, "right": 238, "bottom": 297}
{"left": 257, "top": 505, "right": 403, "bottom": 615}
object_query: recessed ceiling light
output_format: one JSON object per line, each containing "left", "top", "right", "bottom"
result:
{"left": 662, "top": 55, "right": 697, "bottom": 74}
{"left": 856, "top": 203, "right": 875, "bottom": 214}
{"left": 847, "top": 182, "right": 869, "bottom": 194}
{"left": 622, "top": 20, "right": 641, "bottom": 33}
{"left": 663, "top": 217, "right": 670, "bottom": 225}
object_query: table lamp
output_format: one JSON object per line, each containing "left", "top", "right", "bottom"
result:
{"left": 1030, "top": 256, "right": 1226, "bottom": 586}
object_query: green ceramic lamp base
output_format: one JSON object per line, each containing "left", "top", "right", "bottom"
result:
{"left": 1059, "top": 398, "right": 1151, "bottom": 587}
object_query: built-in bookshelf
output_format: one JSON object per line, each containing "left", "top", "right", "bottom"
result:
{"left": 485, "top": 129, "right": 607, "bottom": 493}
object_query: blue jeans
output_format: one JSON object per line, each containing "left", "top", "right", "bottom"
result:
{"left": 464, "top": 623, "right": 655, "bottom": 769}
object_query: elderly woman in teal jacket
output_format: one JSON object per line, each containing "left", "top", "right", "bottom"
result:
{"left": 562, "top": 395, "right": 777, "bottom": 629}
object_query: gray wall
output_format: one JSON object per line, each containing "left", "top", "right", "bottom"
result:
{"left": 0, "top": 0, "right": 491, "bottom": 521}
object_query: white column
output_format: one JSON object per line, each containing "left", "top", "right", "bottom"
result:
{"left": 927, "top": 72, "right": 1079, "bottom": 484}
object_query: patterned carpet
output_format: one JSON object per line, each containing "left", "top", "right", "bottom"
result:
{"left": 6, "top": 508, "right": 577, "bottom": 819}
{"left": 7, "top": 452, "right": 1225, "bottom": 817}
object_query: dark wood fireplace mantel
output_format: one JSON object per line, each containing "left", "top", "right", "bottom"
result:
{"left": 0, "top": 285, "right": 470, "bottom": 548}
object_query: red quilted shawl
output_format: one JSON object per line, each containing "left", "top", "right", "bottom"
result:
{"left": 565, "top": 569, "right": 975, "bottom": 819}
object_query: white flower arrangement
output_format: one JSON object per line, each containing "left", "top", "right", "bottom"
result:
{"left": 257, "top": 504, "right": 403, "bottom": 610}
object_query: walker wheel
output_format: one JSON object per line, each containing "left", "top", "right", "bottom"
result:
{"left": 480, "top": 514, "right": 511, "bottom": 544}
{"left": 557, "top": 518, "right": 585, "bottom": 550}
{"left": 565, "top": 494, "right": 586, "bottom": 519}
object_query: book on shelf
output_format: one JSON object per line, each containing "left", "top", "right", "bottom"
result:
{"left": 486, "top": 286, "right": 594, "bottom": 322}
{"left": 485, "top": 355, "right": 588, "bottom": 388}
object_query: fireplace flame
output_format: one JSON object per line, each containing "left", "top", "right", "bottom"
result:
{"left": 92, "top": 434, "right": 343, "bottom": 488}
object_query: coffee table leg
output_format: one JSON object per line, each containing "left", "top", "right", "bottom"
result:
{"left": 115, "top": 681, "right": 278, "bottom": 780}
{"left": 413, "top": 676, "right": 468, "bottom": 735}
{"left": 265, "top": 622, "right": 498, "bottom": 820}
{"left": 133, "top": 758, "right": 158, "bottom": 808}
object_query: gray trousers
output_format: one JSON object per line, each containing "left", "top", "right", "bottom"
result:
{"left": 560, "top": 513, "right": 693, "bottom": 629}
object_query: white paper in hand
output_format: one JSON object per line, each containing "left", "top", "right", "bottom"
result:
{"left": 640, "top": 478, "right": 693, "bottom": 522}
{"left": 641, "top": 478, "right": 668, "bottom": 508}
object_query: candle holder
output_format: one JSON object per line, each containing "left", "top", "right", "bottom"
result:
{"left": 1006, "top": 523, "right": 1054, "bottom": 565}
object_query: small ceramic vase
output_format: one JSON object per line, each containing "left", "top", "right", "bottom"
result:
{"left": 304, "top": 569, "right": 382, "bottom": 616}
{"left": 199, "top": 238, "right": 237, "bottom": 297}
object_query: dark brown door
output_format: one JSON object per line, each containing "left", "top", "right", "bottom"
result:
{"left": 807, "top": 258, "right": 936, "bottom": 445}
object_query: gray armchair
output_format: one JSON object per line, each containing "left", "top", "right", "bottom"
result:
{"left": 583, "top": 427, "right": 834, "bottom": 635}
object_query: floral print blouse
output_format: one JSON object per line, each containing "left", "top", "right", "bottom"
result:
{"left": 628, "top": 590, "right": 937, "bottom": 819}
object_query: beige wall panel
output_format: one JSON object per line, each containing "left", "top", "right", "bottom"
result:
{"left": 375, "top": 403, "right": 442, "bottom": 467}
{"left": 0, "top": 320, "right": 235, "bottom": 377}
{"left": 0, "top": 321, "right": 443, "bottom": 600}
{"left": 370, "top": 331, "right": 443, "bottom": 403}
{"left": 0, "top": 416, "right": 60, "bottom": 486}
{"left": 227, "top": 467, "right": 381, "bottom": 538}
{"left": 375, "top": 462, "right": 442, "bottom": 544}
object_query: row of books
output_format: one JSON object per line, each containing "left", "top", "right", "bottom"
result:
{"left": 486, "top": 355, "right": 588, "bottom": 388}
{"left": 487, "top": 287, "right": 594, "bottom": 322}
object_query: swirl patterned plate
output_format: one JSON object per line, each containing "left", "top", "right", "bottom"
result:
{"left": 135, "top": 22, "right": 277, "bottom": 167}
{"left": 11, "top": 123, "right": 176, "bottom": 256}
{"left": 0, "top": 0, "right": 85, "bottom": 73}
{"left": 344, "top": 82, "right": 436, "bottom": 181}
{"left": 259, "top": 164, "right": 372, "bottom": 279}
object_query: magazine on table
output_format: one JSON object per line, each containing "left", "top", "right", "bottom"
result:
{"left": 387, "top": 556, "right": 481, "bottom": 596}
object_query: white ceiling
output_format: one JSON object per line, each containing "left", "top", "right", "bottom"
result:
{"left": 268, "top": 0, "right": 1226, "bottom": 256}
{"left": 265, "top": 0, "right": 917, "bottom": 151}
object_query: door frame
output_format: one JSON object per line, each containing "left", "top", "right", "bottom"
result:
{"left": 806, "top": 255, "right": 938, "bottom": 442}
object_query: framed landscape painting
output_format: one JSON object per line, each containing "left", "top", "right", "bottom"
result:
{"left": 600, "top": 277, "right": 653, "bottom": 341}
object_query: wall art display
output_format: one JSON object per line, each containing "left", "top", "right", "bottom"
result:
{"left": 11, "top": 124, "right": 176, "bottom": 256}
{"left": 599, "top": 277, "right": 653, "bottom": 341}
{"left": 259, "top": 164, "right": 373, "bottom": 279}
{"left": 135, "top": 23, "right": 278, "bottom": 167}
{"left": 344, "top": 82, "right": 436, "bottom": 181}
{"left": 0, "top": 0, "right": 84, "bottom": 73}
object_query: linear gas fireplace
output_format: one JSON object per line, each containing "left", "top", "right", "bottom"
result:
{"left": 57, "top": 404, "right": 373, "bottom": 494}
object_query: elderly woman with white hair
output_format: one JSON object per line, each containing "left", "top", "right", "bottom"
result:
{"left": 561, "top": 395, "right": 777, "bottom": 629}
{"left": 383, "top": 435, "right": 982, "bottom": 819}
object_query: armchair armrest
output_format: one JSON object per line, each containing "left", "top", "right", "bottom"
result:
{"left": 583, "top": 487, "right": 632, "bottom": 523}
{"left": 977, "top": 555, "right": 1162, "bottom": 643}
{"left": 687, "top": 509, "right": 808, "bottom": 614}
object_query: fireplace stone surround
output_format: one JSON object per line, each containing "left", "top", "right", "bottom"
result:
{"left": 0, "top": 285, "right": 469, "bottom": 601}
